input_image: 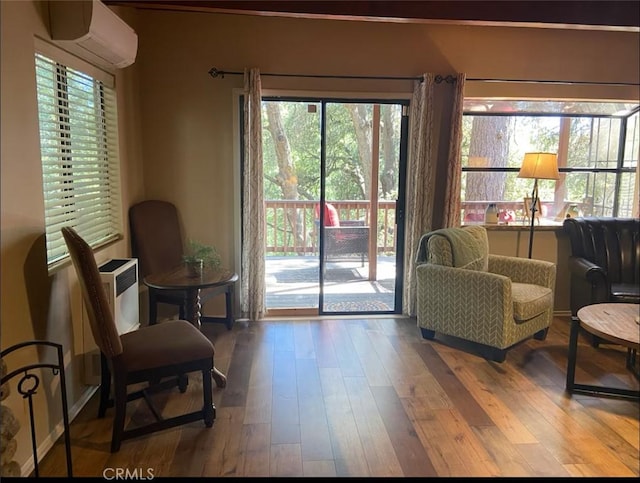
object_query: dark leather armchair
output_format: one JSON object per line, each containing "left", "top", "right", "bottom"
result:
{"left": 563, "top": 217, "right": 640, "bottom": 320}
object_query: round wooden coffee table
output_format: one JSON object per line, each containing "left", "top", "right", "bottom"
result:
{"left": 566, "top": 303, "right": 639, "bottom": 400}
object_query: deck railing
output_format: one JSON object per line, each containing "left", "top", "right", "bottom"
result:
{"left": 264, "top": 200, "right": 396, "bottom": 255}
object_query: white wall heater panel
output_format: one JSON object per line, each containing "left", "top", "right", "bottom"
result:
{"left": 83, "top": 258, "right": 139, "bottom": 385}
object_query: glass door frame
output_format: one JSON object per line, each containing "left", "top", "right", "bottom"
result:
{"left": 316, "top": 99, "right": 409, "bottom": 316}
{"left": 244, "top": 93, "right": 409, "bottom": 316}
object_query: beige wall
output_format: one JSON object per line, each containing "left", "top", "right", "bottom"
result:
{"left": 1, "top": 1, "right": 638, "bottom": 473}
{"left": 0, "top": 0, "right": 142, "bottom": 473}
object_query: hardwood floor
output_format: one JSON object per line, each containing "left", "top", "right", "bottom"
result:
{"left": 39, "top": 316, "right": 639, "bottom": 477}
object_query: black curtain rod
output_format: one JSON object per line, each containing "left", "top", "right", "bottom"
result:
{"left": 208, "top": 67, "right": 454, "bottom": 84}
{"left": 208, "top": 67, "right": 639, "bottom": 87}
{"left": 466, "top": 77, "right": 639, "bottom": 87}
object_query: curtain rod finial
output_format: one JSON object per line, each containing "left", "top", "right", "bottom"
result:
{"left": 208, "top": 67, "right": 225, "bottom": 79}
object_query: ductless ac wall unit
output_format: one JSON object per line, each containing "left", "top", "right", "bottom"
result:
{"left": 48, "top": 0, "right": 138, "bottom": 69}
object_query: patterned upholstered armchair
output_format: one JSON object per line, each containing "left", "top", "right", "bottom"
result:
{"left": 415, "top": 226, "right": 556, "bottom": 362}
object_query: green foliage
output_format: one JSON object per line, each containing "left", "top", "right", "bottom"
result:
{"left": 183, "top": 239, "right": 221, "bottom": 269}
{"left": 261, "top": 101, "right": 402, "bottom": 203}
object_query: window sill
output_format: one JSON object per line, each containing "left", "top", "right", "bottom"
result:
{"left": 47, "top": 233, "right": 124, "bottom": 276}
{"left": 462, "top": 221, "right": 564, "bottom": 232}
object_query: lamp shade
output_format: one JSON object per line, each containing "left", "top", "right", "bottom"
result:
{"left": 518, "top": 152, "right": 559, "bottom": 180}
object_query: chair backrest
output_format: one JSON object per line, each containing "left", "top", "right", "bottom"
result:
{"left": 61, "top": 227, "right": 123, "bottom": 359}
{"left": 416, "top": 225, "right": 489, "bottom": 271}
{"left": 129, "top": 200, "right": 184, "bottom": 278}
{"left": 563, "top": 217, "right": 640, "bottom": 284}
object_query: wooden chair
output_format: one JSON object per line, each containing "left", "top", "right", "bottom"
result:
{"left": 129, "top": 200, "right": 186, "bottom": 324}
{"left": 129, "top": 200, "right": 228, "bottom": 326}
{"left": 62, "top": 227, "right": 215, "bottom": 452}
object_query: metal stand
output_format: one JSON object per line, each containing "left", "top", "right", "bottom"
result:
{"left": 527, "top": 178, "right": 539, "bottom": 259}
{"left": 1, "top": 341, "right": 73, "bottom": 477}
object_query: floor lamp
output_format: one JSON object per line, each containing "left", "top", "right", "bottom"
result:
{"left": 518, "top": 152, "right": 559, "bottom": 258}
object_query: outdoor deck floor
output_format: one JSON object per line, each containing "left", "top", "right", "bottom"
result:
{"left": 265, "top": 255, "right": 397, "bottom": 313}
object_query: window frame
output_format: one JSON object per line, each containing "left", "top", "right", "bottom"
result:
{"left": 460, "top": 103, "right": 639, "bottom": 225}
{"left": 34, "top": 43, "right": 123, "bottom": 272}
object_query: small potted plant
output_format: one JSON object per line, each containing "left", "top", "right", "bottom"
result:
{"left": 183, "top": 239, "right": 221, "bottom": 277}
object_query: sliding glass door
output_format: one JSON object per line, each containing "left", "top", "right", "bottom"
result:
{"left": 260, "top": 97, "right": 408, "bottom": 315}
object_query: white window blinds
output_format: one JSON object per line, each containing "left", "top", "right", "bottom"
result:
{"left": 35, "top": 52, "right": 122, "bottom": 269}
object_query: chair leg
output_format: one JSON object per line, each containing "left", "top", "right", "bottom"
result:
{"left": 533, "top": 328, "right": 549, "bottom": 341}
{"left": 148, "top": 290, "right": 158, "bottom": 325}
{"left": 111, "top": 375, "right": 127, "bottom": 453}
{"left": 178, "top": 374, "right": 189, "bottom": 393}
{"left": 202, "top": 368, "right": 215, "bottom": 427}
{"left": 420, "top": 328, "right": 435, "bottom": 340}
{"left": 98, "top": 353, "right": 111, "bottom": 418}
{"left": 491, "top": 348, "right": 507, "bottom": 363}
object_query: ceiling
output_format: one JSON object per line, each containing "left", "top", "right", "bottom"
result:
{"left": 105, "top": 0, "right": 640, "bottom": 31}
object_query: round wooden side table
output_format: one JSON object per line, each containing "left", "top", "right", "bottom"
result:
{"left": 566, "top": 303, "right": 639, "bottom": 400}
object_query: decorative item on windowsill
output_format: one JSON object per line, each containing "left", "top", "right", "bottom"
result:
{"left": 182, "top": 239, "right": 221, "bottom": 278}
{"left": 499, "top": 209, "right": 516, "bottom": 225}
{"left": 565, "top": 203, "right": 581, "bottom": 218}
{"left": 484, "top": 203, "right": 499, "bottom": 224}
{"left": 518, "top": 152, "right": 559, "bottom": 259}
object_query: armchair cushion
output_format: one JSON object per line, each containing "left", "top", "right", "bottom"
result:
{"left": 119, "top": 320, "right": 214, "bottom": 372}
{"left": 511, "top": 283, "right": 553, "bottom": 321}
{"left": 611, "top": 282, "right": 640, "bottom": 301}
